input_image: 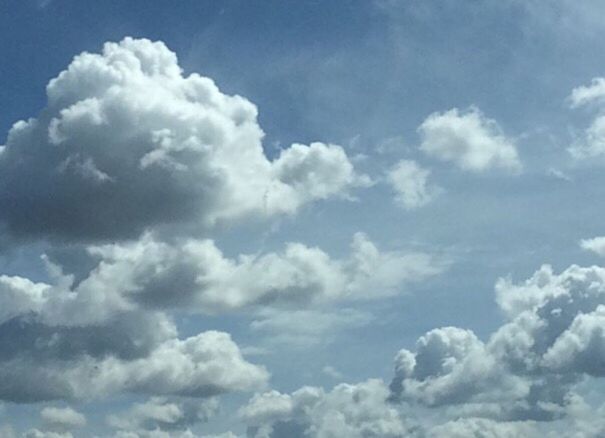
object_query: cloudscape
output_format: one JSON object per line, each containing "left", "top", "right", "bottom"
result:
{"left": 2, "top": 1, "right": 605, "bottom": 436}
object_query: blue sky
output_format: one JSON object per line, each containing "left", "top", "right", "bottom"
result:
{"left": 3, "top": 1, "right": 605, "bottom": 437}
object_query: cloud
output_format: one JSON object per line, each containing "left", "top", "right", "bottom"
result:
{"left": 0, "top": 329, "right": 267, "bottom": 402}
{"left": 390, "top": 263, "right": 605, "bottom": 422}
{"left": 0, "top": 38, "right": 366, "bottom": 242}
{"left": 568, "top": 77, "right": 605, "bottom": 158}
{"left": 426, "top": 417, "right": 539, "bottom": 438}
{"left": 107, "top": 397, "right": 218, "bottom": 433}
{"left": 0, "top": 225, "right": 440, "bottom": 402}
{"left": 23, "top": 430, "right": 74, "bottom": 438}
{"left": 569, "top": 78, "right": 605, "bottom": 108}
{"left": 240, "top": 379, "right": 413, "bottom": 438}
{"left": 389, "top": 327, "right": 527, "bottom": 409}
{"left": 580, "top": 236, "right": 605, "bottom": 256}
{"left": 387, "top": 160, "right": 441, "bottom": 209}
{"left": 41, "top": 407, "right": 86, "bottom": 431}
{"left": 0, "top": 252, "right": 268, "bottom": 402}
{"left": 569, "top": 114, "right": 605, "bottom": 158}
{"left": 250, "top": 308, "right": 373, "bottom": 348}
{"left": 418, "top": 107, "right": 521, "bottom": 173}
{"left": 10, "top": 232, "right": 441, "bottom": 316}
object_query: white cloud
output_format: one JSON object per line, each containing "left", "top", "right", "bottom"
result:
{"left": 418, "top": 107, "right": 521, "bottom": 173}
{"left": 387, "top": 160, "right": 440, "bottom": 209}
{"left": 0, "top": 38, "right": 366, "bottom": 242}
{"left": 569, "top": 114, "right": 605, "bottom": 158}
{"left": 568, "top": 77, "right": 605, "bottom": 158}
{"left": 10, "top": 232, "right": 440, "bottom": 316}
{"left": 0, "top": 227, "right": 440, "bottom": 402}
{"left": 241, "top": 379, "right": 413, "bottom": 438}
{"left": 41, "top": 407, "right": 86, "bottom": 431}
{"left": 0, "top": 330, "right": 267, "bottom": 402}
{"left": 107, "top": 397, "right": 218, "bottom": 433}
{"left": 580, "top": 236, "right": 605, "bottom": 256}
{"left": 427, "top": 417, "right": 539, "bottom": 438}
{"left": 569, "top": 78, "right": 605, "bottom": 108}
{"left": 250, "top": 308, "right": 373, "bottom": 347}
{"left": 390, "top": 263, "right": 605, "bottom": 421}
{"left": 390, "top": 327, "right": 527, "bottom": 408}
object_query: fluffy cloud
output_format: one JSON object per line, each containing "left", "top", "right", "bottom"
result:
{"left": 40, "top": 407, "right": 86, "bottom": 431}
{"left": 387, "top": 160, "right": 440, "bottom": 209}
{"left": 0, "top": 251, "right": 268, "bottom": 403}
{"left": 107, "top": 397, "right": 218, "bottom": 433}
{"left": 569, "top": 77, "right": 605, "bottom": 108}
{"left": 389, "top": 327, "right": 527, "bottom": 409}
{"left": 0, "top": 38, "right": 366, "bottom": 242}
{"left": 568, "top": 77, "right": 605, "bottom": 158}
{"left": 240, "top": 379, "right": 413, "bottom": 438}
{"left": 0, "top": 329, "right": 267, "bottom": 402}
{"left": 5, "top": 232, "right": 440, "bottom": 317}
{"left": 418, "top": 107, "right": 521, "bottom": 173}
{"left": 0, "top": 225, "right": 441, "bottom": 402}
{"left": 426, "top": 417, "right": 539, "bottom": 438}
{"left": 580, "top": 236, "right": 605, "bottom": 256}
{"left": 390, "top": 263, "right": 605, "bottom": 421}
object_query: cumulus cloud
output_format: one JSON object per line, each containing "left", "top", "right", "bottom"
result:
{"left": 418, "top": 107, "right": 521, "bottom": 173}
{"left": 240, "top": 379, "right": 413, "bottom": 438}
{"left": 569, "top": 77, "right": 605, "bottom": 108}
{"left": 40, "top": 407, "right": 86, "bottom": 431}
{"left": 389, "top": 327, "right": 527, "bottom": 410}
{"left": 580, "top": 236, "right": 605, "bottom": 256}
{"left": 0, "top": 249, "right": 268, "bottom": 403}
{"left": 387, "top": 263, "right": 605, "bottom": 424}
{"left": 107, "top": 397, "right": 218, "bottom": 433}
{"left": 568, "top": 77, "right": 605, "bottom": 158}
{"left": 0, "top": 37, "right": 366, "bottom": 242}
{"left": 0, "top": 225, "right": 442, "bottom": 402}
{"left": 426, "top": 417, "right": 539, "bottom": 438}
{"left": 5, "top": 231, "right": 440, "bottom": 316}
{"left": 0, "top": 329, "right": 267, "bottom": 402}
{"left": 387, "top": 160, "right": 440, "bottom": 209}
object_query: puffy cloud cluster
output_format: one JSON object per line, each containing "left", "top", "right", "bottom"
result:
{"left": 240, "top": 379, "right": 413, "bottom": 438}
{"left": 418, "top": 107, "right": 521, "bottom": 173}
{"left": 0, "top": 253, "right": 268, "bottom": 403}
{"left": 0, "top": 227, "right": 441, "bottom": 401}
{"left": 0, "top": 231, "right": 441, "bottom": 321}
{"left": 107, "top": 397, "right": 218, "bottom": 434}
{"left": 40, "top": 407, "right": 86, "bottom": 432}
{"left": 0, "top": 325, "right": 267, "bottom": 402}
{"left": 0, "top": 37, "right": 366, "bottom": 242}
{"left": 390, "top": 263, "right": 605, "bottom": 422}
{"left": 387, "top": 160, "right": 440, "bottom": 209}
{"left": 426, "top": 417, "right": 539, "bottom": 438}
{"left": 0, "top": 37, "right": 435, "bottom": 413}
{"left": 568, "top": 77, "right": 605, "bottom": 158}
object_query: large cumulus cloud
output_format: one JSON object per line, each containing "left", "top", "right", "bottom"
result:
{"left": 0, "top": 37, "right": 367, "bottom": 242}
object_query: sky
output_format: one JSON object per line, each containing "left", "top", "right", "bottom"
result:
{"left": 2, "top": 0, "right": 605, "bottom": 437}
